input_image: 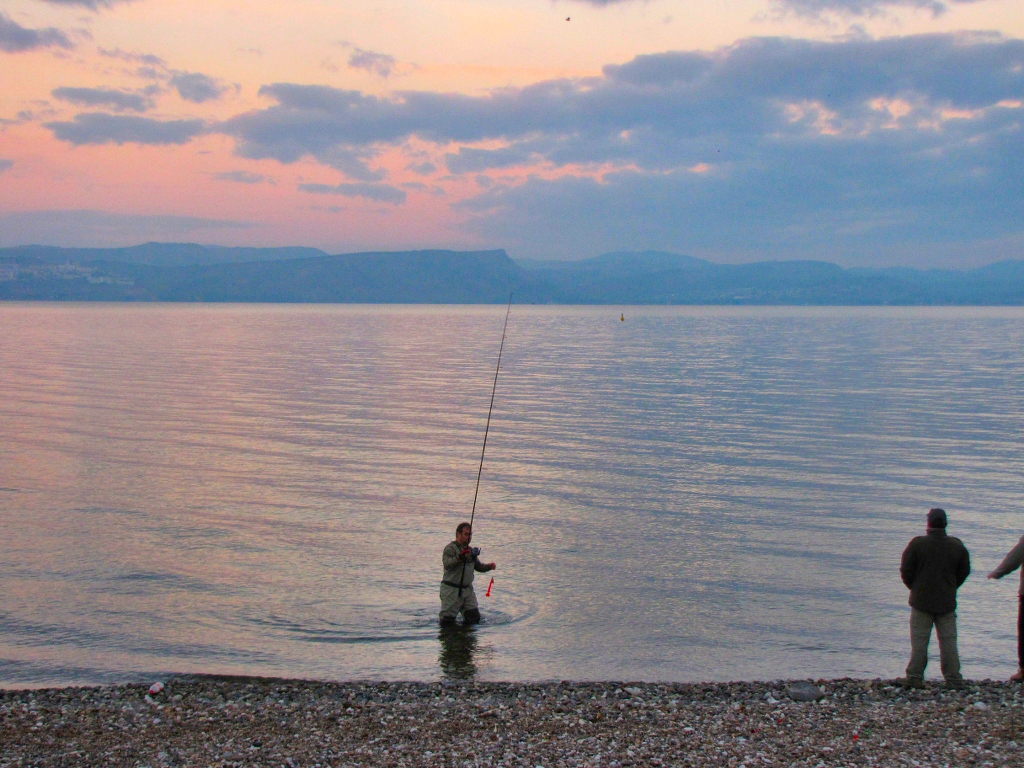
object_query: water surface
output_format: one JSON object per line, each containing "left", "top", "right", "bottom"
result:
{"left": 1, "top": 304, "right": 1022, "bottom": 686}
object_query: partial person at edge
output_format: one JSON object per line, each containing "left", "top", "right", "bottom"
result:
{"left": 987, "top": 532, "right": 1024, "bottom": 682}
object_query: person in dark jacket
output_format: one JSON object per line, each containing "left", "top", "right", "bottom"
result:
{"left": 987, "top": 533, "right": 1024, "bottom": 682}
{"left": 899, "top": 508, "right": 971, "bottom": 687}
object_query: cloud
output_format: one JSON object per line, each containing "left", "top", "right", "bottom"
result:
{"left": 406, "top": 161, "right": 436, "bottom": 175}
{"left": 52, "top": 86, "right": 153, "bottom": 112}
{"left": 98, "top": 47, "right": 166, "bottom": 68}
{"left": 348, "top": 48, "right": 397, "bottom": 78}
{"left": 445, "top": 145, "right": 536, "bottom": 173}
{"left": 222, "top": 93, "right": 388, "bottom": 180}
{"left": 45, "top": 113, "right": 207, "bottom": 145}
{"left": 575, "top": 0, "right": 985, "bottom": 15}
{"left": 315, "top": 146, "right": 386, "bottom": 181}
{"left": 214, "top": 170, "right": 267, "bottom": 184}
{"left": 298, "top": 182, "right": 406, "bottom": 204}
{"left": 0, "top": 110, "right": 35, "bottom": 127}
{"left": 222, "top": 33, "right": 1024, "bottom": 163}
{"left": 0, "top": 159, "right": 13, "bottom": 173}
{"left": 92, "top": 50, "right": 226, "bottom": 104}
{"left": 0, "top": 12, "right": 72, "bottom": 52}
{"left": 169, "top": 72, "right": 227, "bottom": 103}
{"left": 773, "top": 0, "right": 982, "bottom": 17}
{"left": 456, "top": 109, "right": 1024, "bottom": 260}
{"left": 39, "top": 0, "right": 138, "bottom": 9}
{"left": 216, "top": 32, "right": 1024, "bottom": 260}
{"left": 0, "top": 209, "right": 253, "bottom": 248}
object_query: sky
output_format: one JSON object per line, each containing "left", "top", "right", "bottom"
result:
{"left": 1, "top": 0, "right": 1022, "bottom": 267}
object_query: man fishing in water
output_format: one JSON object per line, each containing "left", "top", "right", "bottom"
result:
{"left": 439, "top": 295, "right": 510, "bottom": 628}
{"left": 439, "top": 522, "right": 496, "bottom": 626}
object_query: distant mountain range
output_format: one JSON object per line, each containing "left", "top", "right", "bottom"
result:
{"left": 2, "top": 243, "right": 1024, "bottom": 304}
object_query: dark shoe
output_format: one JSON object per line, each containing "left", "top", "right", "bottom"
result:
{"left": 463, "top": 608, "right": 481, "bottom": 625}
{"left": 1010, "top": 669, "right": 1023, "bottom": 682}
{"left": 896, "top": 676, "right": 924, "bottom": 689}
{"left": 439, "top": 616, "right": 457, "bottom": 628}
{"left": 945, "top": 677, "right": 967, "bottom": 690}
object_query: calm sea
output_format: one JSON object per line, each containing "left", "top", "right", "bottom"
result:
{"left": 1, "top": 304, "right": 1022, "bottom": 687}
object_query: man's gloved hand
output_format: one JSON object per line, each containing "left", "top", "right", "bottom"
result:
{"left": 460, "top": 548, "right": 472, "bottom": 560}
{"left": 470, "top": 547, "right": 481, "bottom": 558}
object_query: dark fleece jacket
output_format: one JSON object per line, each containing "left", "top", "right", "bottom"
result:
{"left": 900, "top": 528, "right": 971, "bottom": 615}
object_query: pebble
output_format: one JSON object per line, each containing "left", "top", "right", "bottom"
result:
{"left": 1, "top": 677, "right": 1021, "bottom": 767}
{"left": 786, "top": 681, "right": 826, "bottom": 702}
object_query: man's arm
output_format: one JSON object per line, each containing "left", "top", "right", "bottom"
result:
{"left": 900, "top": 542, "right": 917, "bottom": 589}
{"left": 956, "top": 545, "right": 970, "bottom": 588}
{"left": 988, "top": 535, "right": 1024, "bottom": 580}
{"left": 442, "top": 543, "right": 465, "bottom": 572}
{"left": 474, "top": 559, "right": 496, "bottom": 573}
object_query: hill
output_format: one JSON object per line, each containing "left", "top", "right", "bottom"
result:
{"left": 2, "top": 244, "right": 1023, "bottom": 304}
{"left": 0, "top": 247, "right": 541, "bottom": 303}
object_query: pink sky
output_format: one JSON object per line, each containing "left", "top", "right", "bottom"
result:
{"left": 2, "top": 0, "right": 1023, "bottom": 266}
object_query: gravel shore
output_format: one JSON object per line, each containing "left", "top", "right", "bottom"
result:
{"left": 2, "top": 676, "right": 1021, "bottom": 767}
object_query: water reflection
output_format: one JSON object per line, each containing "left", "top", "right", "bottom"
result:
{"left": 2, "top": 305, "right": 1024, "bottom": 686}
{"left": 438, "top": 625, "right": 479, "bottom": 679}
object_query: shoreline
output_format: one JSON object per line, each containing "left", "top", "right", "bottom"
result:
{"left": 2, "top": 676, "right": 1020, "bottom": 767}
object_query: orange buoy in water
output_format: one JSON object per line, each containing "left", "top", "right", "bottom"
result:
{"left": 620, "top": 313, "right": 625, "bottom": 322}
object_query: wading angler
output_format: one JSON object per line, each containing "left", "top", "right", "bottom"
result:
{"left": 438, "top": 296, "right": 510, "bottom": 626}
{"left": 439, "top": 522, "right": 496, "bottom": 626}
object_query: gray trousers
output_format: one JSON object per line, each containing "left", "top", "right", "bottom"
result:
{"left": 439, "top": 584, "right": 478, "bottom": 622}
{"left": 907, "top": 608, "right": 962, "bottom": 680}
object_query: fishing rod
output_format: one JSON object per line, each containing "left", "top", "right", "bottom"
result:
{"left": 470, "top": 292, "right": 513, "bottom": 529}
{"left": 457, "top": 293, "right": 513, "bottom": 598}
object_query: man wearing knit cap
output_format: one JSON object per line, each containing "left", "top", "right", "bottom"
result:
{"left": 899, "top": 508, "right": 971, "bottom": 688}
{"left": 987, "top": 533, "right": 1024, "bottom": 682}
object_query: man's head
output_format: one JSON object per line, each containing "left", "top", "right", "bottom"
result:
{"left": 455, "top": 522, "right": 472, "bottom": 545}
{"left": 927, "top": 508, "right": 947, "bottom": 529}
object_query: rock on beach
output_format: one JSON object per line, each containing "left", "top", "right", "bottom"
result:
{"left": 1, "top": 677, "right": 1021, "bottom": 767}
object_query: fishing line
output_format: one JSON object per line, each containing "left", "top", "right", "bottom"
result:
{"left": 457, "top": 293, "right": 512, "bottom": 600}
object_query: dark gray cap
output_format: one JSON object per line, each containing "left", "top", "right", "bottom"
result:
{"left": 927, "top": 507, "right": 947, "bottom": 528}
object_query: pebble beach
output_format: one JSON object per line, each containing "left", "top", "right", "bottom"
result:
{"left": 2, "top": 676, "right": 1021, "bottom": 767}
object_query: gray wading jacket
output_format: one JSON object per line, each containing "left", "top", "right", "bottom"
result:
{"left": 442, "top": 540, "right": 490, "bottom": 589}
{"left": 900, "top": 528, "right": 970, "bottom": 615}
{"left": 991, "top": 534, "right": 1024, "bottom": 595}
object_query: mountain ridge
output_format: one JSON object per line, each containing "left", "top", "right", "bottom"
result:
{"left": 2, "top": 244, "right": 1023, "bottom": 304}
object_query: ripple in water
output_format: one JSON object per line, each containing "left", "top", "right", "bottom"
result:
{"left": 1, "top": 304, "right": 1023, "bottom": 686}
